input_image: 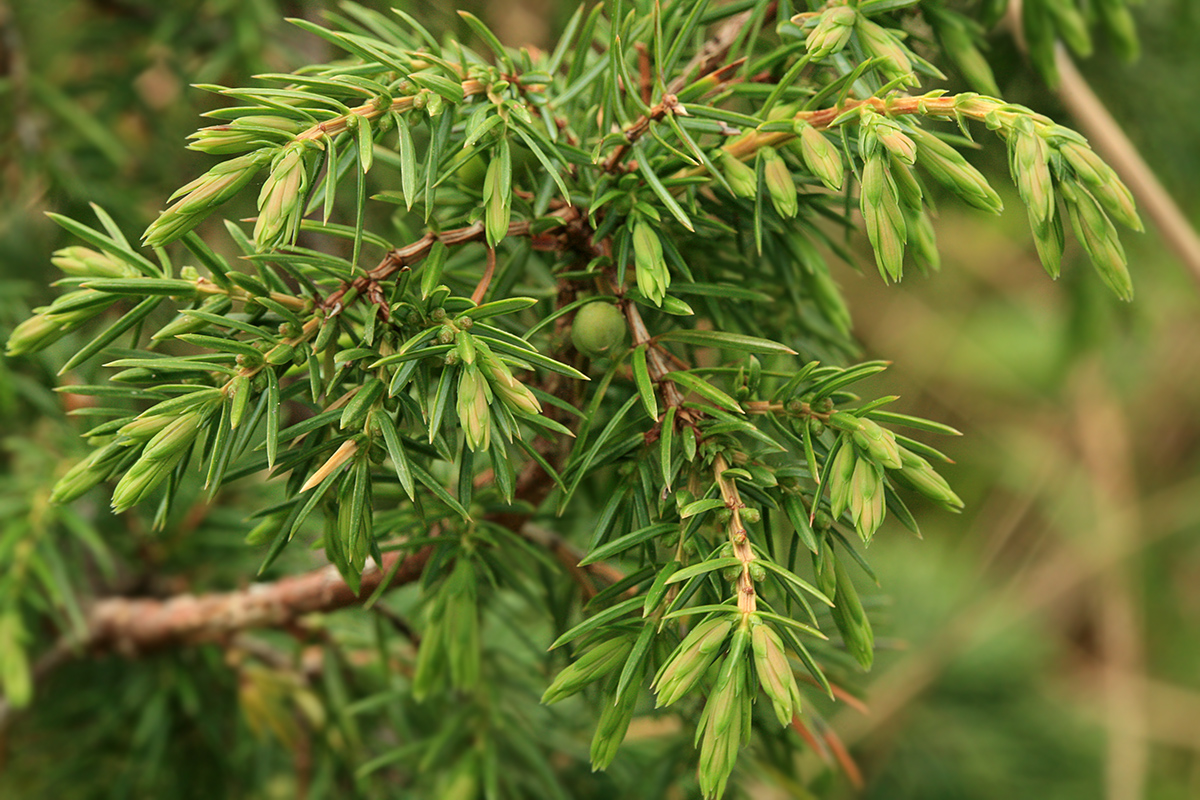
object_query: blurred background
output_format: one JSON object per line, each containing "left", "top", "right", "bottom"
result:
{"left": 2, "top": 0, "right": 1198, "bottom": 797}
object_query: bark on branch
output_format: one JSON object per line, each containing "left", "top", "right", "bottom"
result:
{"left": 79, "top": 548, "right": 434, "bottom": 656}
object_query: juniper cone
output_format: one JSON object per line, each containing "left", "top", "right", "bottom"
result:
{"left": 1, "top": 0, "right": 1152, "bottom": 797}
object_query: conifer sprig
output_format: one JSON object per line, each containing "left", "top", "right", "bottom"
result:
{"left": 5, "top": 0, "right": 1147, "bottom": 795}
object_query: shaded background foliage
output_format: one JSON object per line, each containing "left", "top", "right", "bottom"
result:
{"left": 1, "top": 0, "right": 1198, "bottom": 797}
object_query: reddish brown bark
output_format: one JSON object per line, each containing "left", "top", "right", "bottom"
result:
{"left": 82, "top": 547, "right": 432, "bottom": 656}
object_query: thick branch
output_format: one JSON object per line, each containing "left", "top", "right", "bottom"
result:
{"left": 80, "top": 547, "right": 433, "bottom": 656}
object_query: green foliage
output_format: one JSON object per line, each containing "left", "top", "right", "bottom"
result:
{"left": 1, "top": 0, "right": 1155, "bottom": 797}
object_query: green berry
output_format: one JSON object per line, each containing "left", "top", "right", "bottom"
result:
{"left": 571, "top": 302, "right": 627, "bottom": 358}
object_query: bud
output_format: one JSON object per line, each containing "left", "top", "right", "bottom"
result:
{"left": 590, "top": 684, "right": 638, "bottom": 771}
{"left": 186, "top": 115, "right": 303, "bottom": 155}
{"left": 803, "top": 5, "right": 856, "bottom": 60}
{"left": 632, "top": 220, "right": 669, "bottom": 305}
{"left": 831, "top": 557, "right": 874, "bottom": 670}
{"left": 5, "top": 314, "right": 65, "bottom": 357}
{"left": 424, "top": 92, "right": 445, "bottom": 118}
{"left": 44, "top": 289, "right": 118, "bottom": 319}
{"left": 483, "top": 144, "right": 512, "bottom": 248}
{"left": 896, "top": 447, "right": 964, "bottom": 509}
{"left": 849, "top": 458, "right": 885, "bottom": 542}
{"left": 141, "top": 411, "right": 205, "bottom": 461}
{"left": 1059, "top": 142, "right": 1141, "bottom": 230}
{"left": 476, "top": 342, "right": 541, "bottom": 417}
{"left": 1059, "top": 140, "right": 1110, "bottom": 188}
{"left": 852, "top": 418, "right": 902, "bottom": 469}
{"left": 6, "top": 286, "right": 125, "bottom": 355}
{"left": 1061, "top": 182, "right": 1133, "bottom": 301}
{"left": 795, "top": 121, "right": 843, "bottom": 190}
{"left": 490, "top": 366, "right": 541, "bottom": 416}
{"left": 720, "top": 151, "right": 757, "bottom": 198}
{"left": 752, "top": 621, "right": 800, "bottom": 726}
{"left": 761, "top": 147, "right": 798, "bottom": 219}
{"left": 910, "top": 128, "right": 1003, "bottom": 214}
{"left": 860, "top": 155, "right": 907, "bottom": 282}
{"left": 254, "top": 144, "right": 310, "bottom": 250}
{"left": 51, "top": 247, "right": 136, "bottom": 279}
{"left": 827, "top": 443, "right": 856, "bottom": 521}
{"left": 889, "top": 159, "right": 923, "bottom": 211}
{"left": 1088, "top": 177, "right": 1142, "bottom": 234}
{"left": 117, "top": 413, "right": 176, "bottom": 442}
{"left": 110, "top": 446, "right": 188, "bottom": 513}
{"left": 653, "top": 617, "right": 733, "bottom": 707}
{"left": 456, "top": 365, "right": 492, "bottom": 451}
{"left": 1030, "top": 202, "right": 1066, "bottom": 280}
{"left": 856, "top": 19, "right": 913, "bottom": 80}
{"left": 868, "top": 114, "right": 917, "bottom": 166}
{"left": 186, "top": 126, "right": 262, "bottom": 156}
{"left": 907, "top": 206, "right": 940, "bottom": 272}
{"left": 49, "top": 442, "right": 126, "bottom": 504}
{"left": 812, "top": 535, "right": 836, "bottom": 599}
{"left": 709, "top": 657, "right": 745, "bottom": 742}
{"left": 144, "top": 150, "right": 270, "bottom": 247}
{"left": 953, "top": 93, "right": 1004, "bottom": 119}
{"left": 697, "top": 660, "right": 744, "bottom": 798}
{"left": 1012, "top": 130, "right": 1054, "bottom": 229}
{"left": 542, "top": 638, "right": 633, "bottom": 704}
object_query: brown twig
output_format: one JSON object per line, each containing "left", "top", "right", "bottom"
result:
{"left": 592, "top": 3, "right": 764, "bottom": 174}
{"left": 471, "top": 246, "right": 497, "bottom": 305}
{"left": 601, "top": 93, "right": 685, "bottom": 173}
{"left": 79, "top": 547, "right": 434, "bottom": 656}
{"left": 714, "top": 453, "right": 757, "bottom": 615}
{"left": 321, "top": 204, "right": 595, "bottom": 316}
